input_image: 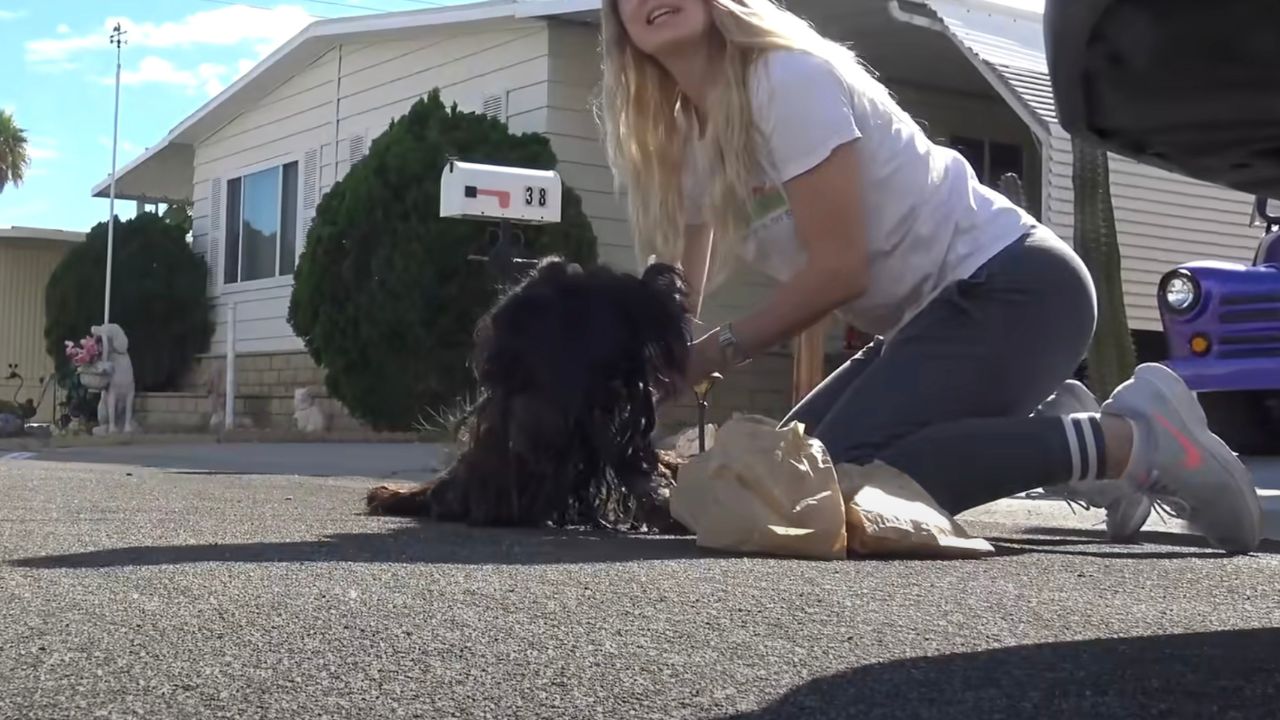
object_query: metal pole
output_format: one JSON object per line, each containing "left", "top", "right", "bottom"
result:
{"left": 224, "top": 302, "right": 236, "bottom": 430}
{"left": 104, "top": 23, "right": 126, "bottom": 325}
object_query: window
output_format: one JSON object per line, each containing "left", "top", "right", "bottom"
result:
{"left": 950, "top": 135, "right": 1024, "bottom": 187}
{"left": 223, "top": 161, "right": 299, "bottom": 285}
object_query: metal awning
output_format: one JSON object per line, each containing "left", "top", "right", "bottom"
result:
{"left": 893, "top": 0, "right": 1056, "bottom": 140}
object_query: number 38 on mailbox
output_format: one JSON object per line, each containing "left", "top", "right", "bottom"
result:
{"left": 440, "top": 159, "right": 563, "bottom": 225}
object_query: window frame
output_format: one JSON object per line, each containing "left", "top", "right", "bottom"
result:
{"left": 220, "top": 154, "right": 303, "bottom": 292}
{"left": 949, "top": 135, "right": 1025, "bottom": 188}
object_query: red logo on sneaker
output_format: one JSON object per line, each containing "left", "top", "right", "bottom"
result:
{"left": 1153, "top": 412, "right": 1203, "bottom": 470}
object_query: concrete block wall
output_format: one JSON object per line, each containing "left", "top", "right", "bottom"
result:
{"left": 135, "top": 352, "right": 366, "bottom": 433}
{"left": 137, "top": 348, "right": 809, "bottom": 437}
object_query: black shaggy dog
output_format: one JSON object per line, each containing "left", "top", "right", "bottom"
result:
{"left": 365, "top": 256, "right": 694, "bottom": 533}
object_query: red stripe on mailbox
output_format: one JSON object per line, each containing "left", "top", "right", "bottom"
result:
{"left": 477, "top": 189, "right": 510, "bottom": 209}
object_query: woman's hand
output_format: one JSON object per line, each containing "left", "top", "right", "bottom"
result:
{"left": 682, "top": 329, "right": 726, "bottom": 390}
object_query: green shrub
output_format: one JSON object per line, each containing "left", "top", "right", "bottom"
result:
{"left": 288, "top": 90, "right": 598, "bottom": 431}
{"left": 44, "top": 211, "right": 214, "bottom": 391}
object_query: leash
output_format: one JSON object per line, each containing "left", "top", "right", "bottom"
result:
{"left": 691, "top": 372, "right": 722, "bottom": 453}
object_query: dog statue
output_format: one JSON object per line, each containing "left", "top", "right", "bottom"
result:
{"left": 293, "top": 387, "right": 326, "bottom": 433}
{"left": 365, "top": 256, "right": 693, "bottom": 533}
{"left": 90, "top": 323, "right": 136, "bottom": 435}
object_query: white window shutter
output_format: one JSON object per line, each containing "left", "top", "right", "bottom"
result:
{"left": 207, "top": 177, "right": 223, "bottom": 293}
{"left": 348, "top": 132, "right": 367, "bottom": 165}
{"left": 482, "top": 92, "right": 506, "bottom": 122}
{"left": 301, "top": 147, "right": 320, "bottom": 242}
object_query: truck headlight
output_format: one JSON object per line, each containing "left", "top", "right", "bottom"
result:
{"left": 1162, "top": 271, "right": 1199, "bottom": 313}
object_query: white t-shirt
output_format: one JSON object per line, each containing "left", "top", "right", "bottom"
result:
{"left": 683, "top": 48, "right": 1039, "bottom": 338}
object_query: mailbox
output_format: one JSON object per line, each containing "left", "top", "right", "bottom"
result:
{"left": 439, "top": 159, "right": 562, "bottom": 224}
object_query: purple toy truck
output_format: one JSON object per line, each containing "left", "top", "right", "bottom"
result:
{"left": 1156, "top": 197, "right": 1280, "bottom": 453}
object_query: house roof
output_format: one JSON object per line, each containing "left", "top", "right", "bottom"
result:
{"left": 899, "top": 0, "right": 1056, "bottom": 137}
{"left": 90, "top": 0, "right": 602, "bottom": 202}
{"left": 0, "top": 226, "right": 85, "bottom": 247}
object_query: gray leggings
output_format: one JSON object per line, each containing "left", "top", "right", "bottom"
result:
{"left": 780, "top": 227, "right": 1099, "bottom": 515}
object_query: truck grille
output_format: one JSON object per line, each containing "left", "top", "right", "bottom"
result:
{"left": 1217, "top": 292, "right": 1280, "bottom": 357}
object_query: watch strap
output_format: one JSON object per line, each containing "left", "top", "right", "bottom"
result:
{"left": 717, "top": 323, "right": 751, "bottom": 366}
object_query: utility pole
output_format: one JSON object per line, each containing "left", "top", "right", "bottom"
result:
{"left": 104, "top": 22, "right": 127, "bottom": 325}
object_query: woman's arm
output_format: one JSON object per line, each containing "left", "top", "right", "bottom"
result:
{"left": 730, "top": 139, "right": 869, "bottom": 354}
{"left": 687, "top": 138, "right": 870, "bottom": 379}
{"left": 680, "top": 221, "right": 713, "bottom": 318}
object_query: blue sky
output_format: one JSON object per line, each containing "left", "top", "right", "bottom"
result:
{"left": 0, "top": 0, "right": 1044, "bottom": 233}
{"left": 0, "top": 0, "right": 474, "bottom": 232}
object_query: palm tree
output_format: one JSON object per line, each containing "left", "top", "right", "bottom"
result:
{"left": 0, "top": 109, "right": 31, "bottom": 194}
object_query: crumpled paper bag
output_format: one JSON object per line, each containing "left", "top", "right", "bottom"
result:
{"left": 668, "top": 414, "right": 848, "bottom": 560}
{"left": 668, "top": 414, "right": 995, "bottom": 560}
{"left": 836, "top": 461, "right": 995, "bottom": 559}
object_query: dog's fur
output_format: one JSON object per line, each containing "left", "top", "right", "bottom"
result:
{"left": 91, "top": 323, "right": 136, "bottom": 435}
{"left": 366, "top": 256, "right": 693, "bottom": 533}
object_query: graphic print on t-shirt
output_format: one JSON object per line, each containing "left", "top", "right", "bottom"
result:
{"left": 745, "top": 183, "right": 799, "bottom": 273}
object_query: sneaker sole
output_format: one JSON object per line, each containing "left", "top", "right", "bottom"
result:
{"left": 1131, "top": 363, "right": 1262, "bottom": 553}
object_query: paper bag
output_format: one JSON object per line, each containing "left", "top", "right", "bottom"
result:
{"left": 835, "top": 461, "right": 996, "bottom": 559}
{"left": 669, "top": 415, "right": 848, "bottom": 560}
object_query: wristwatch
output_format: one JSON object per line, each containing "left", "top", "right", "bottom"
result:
{"left": 717, "top": 323, "right": 752, "bottom": 366}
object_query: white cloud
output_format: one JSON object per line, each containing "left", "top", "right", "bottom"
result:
{"left": 98, "top": 136, "right": 143, "bottom": 155}
{"left": 55, "top": 23, "right": 70, "bottom": 34}
{"left": 0, "top": 10, "right": 27, "bottom": 21}
{"left": 27, "top": 136, "right": 59, "bottom": 161}
{"left": 116, "top": 56, "right": 200, "bottom": 87}
{"left": 25, "top": 5, "right": 314, "bottom": 63}
{"left": 102, "top": 54, "right": 261, "bottom": 98}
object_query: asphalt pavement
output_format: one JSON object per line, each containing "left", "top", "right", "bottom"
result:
{"left": 2, "top": 446, "right": 1279, "bottom": 719}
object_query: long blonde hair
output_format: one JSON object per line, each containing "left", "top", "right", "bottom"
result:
{"left": 596, "top": 0, "right": 879, "bottom": 292}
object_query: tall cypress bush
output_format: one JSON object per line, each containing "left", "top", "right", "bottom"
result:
{"left": 44, "top": 211, "right": 213, "bottom": 391}
{"left": 288, "top": 90, "right": 598, "bottom": 431}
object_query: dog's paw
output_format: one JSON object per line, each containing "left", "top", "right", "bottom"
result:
{"left": 365, "top": 482, "right": 438, "bottom": 516}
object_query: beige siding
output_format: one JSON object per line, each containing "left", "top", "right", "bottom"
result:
{"left": 1042, "top": 127, "right": 1260, "bottom": 331}
{"left": 191, "top": 19, "right": 554, "bottom": 356}
{"left": 0, "top": 242, "right": 71, "bottom": 406}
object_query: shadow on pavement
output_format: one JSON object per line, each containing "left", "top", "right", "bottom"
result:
{"left": 1015, "top": 526, "right": 1280, "bottom": 556}
{"left": 11, "top": 520, "right": 1272, "bottom": 568}
{"left": 6, "top": 522, "right": 715, "bottom": 569}
{"left": 716, "top": 628, "right": 1280, "bottom": 719}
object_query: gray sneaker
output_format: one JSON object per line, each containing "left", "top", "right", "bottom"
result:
{"left": 1029, "top": 379, "right": 1156, "bottom": 542}
{"left": 1101, "top": 363, "right": 1262, "bottom": 554}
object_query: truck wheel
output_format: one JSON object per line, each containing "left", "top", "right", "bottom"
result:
{"left": 1196, "top": 391, "right": 1276, "bottom": 456}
